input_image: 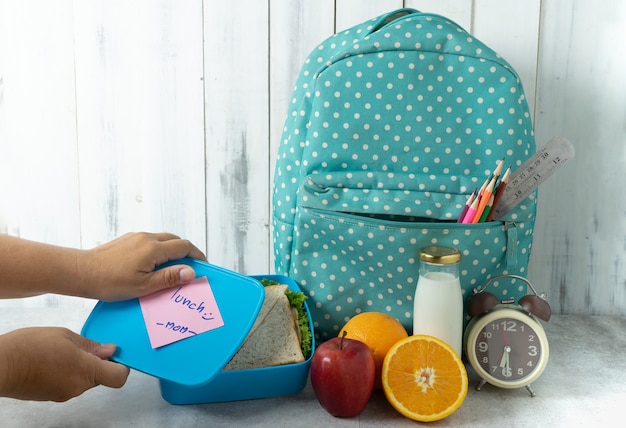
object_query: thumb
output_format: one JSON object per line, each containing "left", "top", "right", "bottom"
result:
{"left": 69, "top": 331, "right": 117, "bottom": 359}
{"left": 93, "top": 359, "right": 130, "bottom": 389}
{"left": 150, "top": 265, "right": 197, "bottom": 292}
{"left": 72, "top": 335, "right": 129, "bottom": 388}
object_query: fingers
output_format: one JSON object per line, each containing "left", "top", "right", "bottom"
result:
{"left": 93, "top": 358, "right": 130, "bottom": 389}
{"left": 91, "top": 343, "right": 118, "bottom": 359}
{"left": 71, "top": 331, "right": 115, "bottom": 358}
{"left": 122, "top": 232, "right": 207, "bottom": 263}
{"left": 155, "top": 235, "right": 207, "bottom": 262}
{"left": 146, "top": 265, "right": 197, "bottom": 293}
{"left": 149, "top": 232, "right": 185, "bottom": 242}
{"left": 71, "top": 333, "right": 130, "bottom": 389}
{"left": 86, "top": 231, "right": 207, "bottom": 301}
{"left": 138, "top": 234, "right": 207, "bottom": 295}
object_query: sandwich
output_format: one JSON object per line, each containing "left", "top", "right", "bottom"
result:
{"left": 224, "top": 279, "right": 312, "bottom": 370}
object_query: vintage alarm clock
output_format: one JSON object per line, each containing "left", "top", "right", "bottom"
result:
{"left": 463, "top": 274, "right": 551, "bottom": 397}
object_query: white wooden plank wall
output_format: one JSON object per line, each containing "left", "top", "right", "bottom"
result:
{"left": 531, "top": 0, "right": 626, "bottom": 316}
{"left": 1, "top": 0, "right": 625, "bottom": 317}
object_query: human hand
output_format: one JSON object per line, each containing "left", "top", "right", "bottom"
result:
{"left": 0, "top": 327, "right": 129, "bottom": 402}
{"left": 80, "top": 232, "right": 207, "bottom": 301}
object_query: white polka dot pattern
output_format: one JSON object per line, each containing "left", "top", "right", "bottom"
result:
{"left": 272, "top": 9, "right": 536, "bottom": 338}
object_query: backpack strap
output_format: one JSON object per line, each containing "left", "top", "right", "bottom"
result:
{"left": 366, "top": 8, "right": 419, "bottom": 35}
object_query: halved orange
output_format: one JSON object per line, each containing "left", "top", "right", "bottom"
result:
{"left": 382, "top": 335, "right": 468, "bottom": 422}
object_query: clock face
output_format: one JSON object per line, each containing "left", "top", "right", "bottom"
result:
{"left": 472, "top": 316, "right": 543, "bottom": 382}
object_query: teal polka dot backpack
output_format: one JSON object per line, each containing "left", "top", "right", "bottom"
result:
{"left": 272, "top": 8, "right": 536, "bottom": 339}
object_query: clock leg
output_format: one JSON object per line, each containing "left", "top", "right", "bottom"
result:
{"left": 525, "top": 384, "right": 536, "bottom": 397}
{"left": 476, "top": 379, "right": 487, "bottom": 391}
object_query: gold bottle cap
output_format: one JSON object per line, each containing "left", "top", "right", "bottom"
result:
{"left": 419, "top": 246, "right": 461, "bottom": 264}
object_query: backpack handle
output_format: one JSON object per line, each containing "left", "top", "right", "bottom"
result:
{"left": 368, "top": 8, "right": 419, "bottom": 35}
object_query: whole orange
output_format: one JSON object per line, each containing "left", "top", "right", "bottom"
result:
{"left": 338, "top": 312, "right": 408, "bottom": 389}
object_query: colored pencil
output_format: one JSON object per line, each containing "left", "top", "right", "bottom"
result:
{"left": 462, "top": 195, "right": 480, "bottom": 224}
{"left": 486, "top": 165, "right": 511, "bottom": 221}
{"left": 472, "top": 175, "right": 497, "bottom": 223}
{"left": 479, "top": 193, "right": 495, "bottom": 223}
{"left": 457, "top": 188, "right": 477, "bottom": 223}
{"left": 463, "top": 176, "right": 489, "bottom": 223}
{"left": 493, "top": 158, "right": 505, "bottom": 179}
{"left": 475, "top": 175, "right": 491, "bottom": 202}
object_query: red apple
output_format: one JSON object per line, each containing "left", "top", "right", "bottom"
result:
{"left": 310, "top": 331, "right": 376, "bottom": 417}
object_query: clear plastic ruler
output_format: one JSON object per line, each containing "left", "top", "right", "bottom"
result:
{"left": 491, "top": 136, "right": 575, "bottom": 220}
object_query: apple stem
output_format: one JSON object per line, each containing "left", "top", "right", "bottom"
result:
{"left": 339, "top": 330, "right": 347, "bottom": 349}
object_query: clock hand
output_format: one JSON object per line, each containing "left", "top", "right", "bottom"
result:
{"left": 504, "top": 346, "right": 510, "bottom": 370}
{"left": 502, "top": 324, "right": 510, "bottom": 346}
{"left": 499, "top": 345, "right": 511, "bottom": 368}
{"left": 499, "top": 347, "right": 508, "bottom": 368}
{"left": 500, "top": 324, "right": 511, "bottom": 368}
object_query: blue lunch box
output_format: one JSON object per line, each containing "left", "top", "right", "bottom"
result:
{"left": 81, "top": 259, "right": 314, "bottom": 404}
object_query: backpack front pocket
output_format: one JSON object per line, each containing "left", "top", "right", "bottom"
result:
{"left": 291, "top": 175, "right": 532, "bottom": 338}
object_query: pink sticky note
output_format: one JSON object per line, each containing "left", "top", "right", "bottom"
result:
{"left": 139, "top": 277, "right": 224, "bottom": 349}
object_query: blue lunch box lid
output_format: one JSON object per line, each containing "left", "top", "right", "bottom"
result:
{"left": 80, "top": 258, "right": 265, "bottom": 386}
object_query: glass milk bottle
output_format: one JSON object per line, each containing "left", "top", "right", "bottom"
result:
{"left": 413, "top": 246, "right": 463, "bottom": 356}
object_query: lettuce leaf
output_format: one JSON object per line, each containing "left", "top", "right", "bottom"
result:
{"left": 260, "top": 278, "right": 313, "bottom": 359}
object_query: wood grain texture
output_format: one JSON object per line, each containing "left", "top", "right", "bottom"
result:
{"left": 529, "top": 0, "right": 626, "bottom": 316}
{"left": 1, "top": 0, "right": 625, "bottom": 317}
{"left": 0, "top": 0, "right": 80, "bottom": 246}
{"left": 0, "top": 0, "right": 82, "bottom": 309}
{"left": 203, "top": 1, "right": 270, "bottom": 273}
{"left": 471, "top": 0, "right": 541, "bottom": 118}
{"left": 73, "top": 0, "right": 206, "bottom": 251}
{"left": 407, "top": 0, "right": 473, "bottom": 30}
{"left": 269, "top": 0, "right": 335, "bottom": 183}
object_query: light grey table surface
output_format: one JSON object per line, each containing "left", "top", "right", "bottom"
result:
{"left": 1, "top": 307, "right": 624, "bottom": 427}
